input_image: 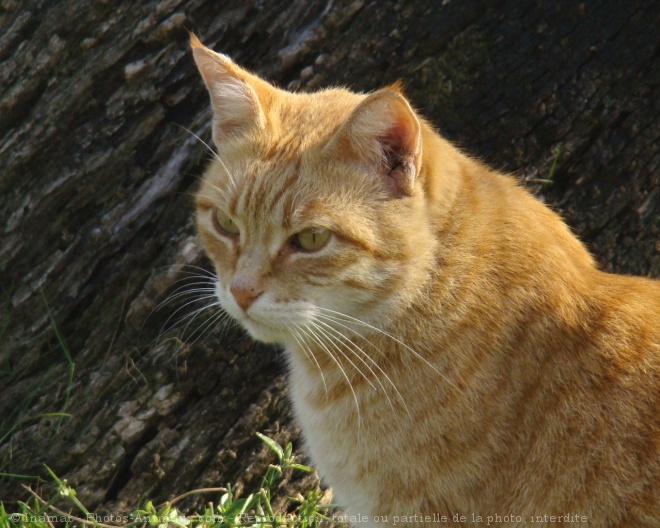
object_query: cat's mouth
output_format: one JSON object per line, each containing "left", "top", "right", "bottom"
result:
{"left": 215, "top": 281, "right": 315, "bottom": 345}
{"left": 222, "top": 293, "right": 291, "bottom": 344}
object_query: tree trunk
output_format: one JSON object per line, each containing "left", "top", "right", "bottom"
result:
{"left": 1, "top": 0, "right": 657, "bottom": 515}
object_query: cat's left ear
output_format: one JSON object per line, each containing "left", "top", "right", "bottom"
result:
{"left": 326, "top": 89, "right": 422, "bottom": 197}
{"left": 190, "top": 34, "right": 266, "bottom": 146}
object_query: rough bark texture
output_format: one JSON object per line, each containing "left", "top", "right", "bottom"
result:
{"left": 1, "top": 0, "right": 658, "bottom": 516}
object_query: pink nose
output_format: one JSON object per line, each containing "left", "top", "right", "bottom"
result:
{"left": 230, "top": 281, "right": 263, "bottom": 311}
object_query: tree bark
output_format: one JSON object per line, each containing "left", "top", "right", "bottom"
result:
{"left": 1, "top": 0, "right": 657, "bottom": 515}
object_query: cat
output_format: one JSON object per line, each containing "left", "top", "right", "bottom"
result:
{"left": 189, "top": 35, "right": 660, "bottom": 527}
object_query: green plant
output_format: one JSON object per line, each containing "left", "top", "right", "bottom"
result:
{"left": 0, "top": 294, "right": 76, "bottom": 477}
{"left": 0, "top": 434, "right": 342, "bottom": 528}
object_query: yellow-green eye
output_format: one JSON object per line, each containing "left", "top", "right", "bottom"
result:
{"left": 294, "top": 227, "right": 331, "bottom": 252}
{"left": 214, "top": 209, "right": 240, "bottom": 236}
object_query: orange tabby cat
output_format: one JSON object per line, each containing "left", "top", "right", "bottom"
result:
{"left": 190, "top": 35, "right": 660, "bottom": 527}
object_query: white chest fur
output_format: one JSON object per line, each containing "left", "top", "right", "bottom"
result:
{"left": 289, "top": 368, "right": 377, "bottom": 525}
{"left": 287, "top": 356, "right": 417, "bottom": 527}
{"left": 286, "top": 346, "right": 479, "bottom": 527}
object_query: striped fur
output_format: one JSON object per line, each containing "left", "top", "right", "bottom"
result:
{"left": 191, "top": 37, "right": 660, "bottom": 527}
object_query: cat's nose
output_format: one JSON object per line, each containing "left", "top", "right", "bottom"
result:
{"left": 230, "top": 281, "right": 263, "bottom": 311}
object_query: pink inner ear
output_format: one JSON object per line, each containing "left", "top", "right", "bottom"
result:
{"left": 383, "top": 119, "right": 417, "bottom": 153}
{"left": 376, "top": 113, "right": 420, "bottom": 197}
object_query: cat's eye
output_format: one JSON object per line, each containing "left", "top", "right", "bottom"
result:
{"left": 213, "top": 209, "right": 240, "bottom": 236}
{"left": 293, "top": 227, "right": 331, "bottom": 252}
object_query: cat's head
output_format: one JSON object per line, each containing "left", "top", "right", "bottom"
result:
{"left": 191, "top": 37, "right": 437, "bottom": 347}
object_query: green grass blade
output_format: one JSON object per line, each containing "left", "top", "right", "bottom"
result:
{"left": 256, "top": 433, "right": 284, "bottom": 462}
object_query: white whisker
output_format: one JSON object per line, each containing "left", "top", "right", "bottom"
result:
{"left": 165, "top": 272, "right": 215, "bottom": 286}
{"left": 313, "top": 316, "right": 408, "bottom": 416}
{"left": 156, "top": 286, "right": 217, "bottom": 311}
{"left": 178, "top": 264, "right": 218, "bottom": 278}
{"left": 296, "top": 322, "right": 362, "bottom": 436}
{"left": 289, "top": 323, "right": 329, "bottom": 400}
{"left": 176, "top": 123, "right": 238, "bottom": 194}
{"left": 184, "top": 307, "right": 230, "bottom": 346}
{"left": 309, "top": 320, "right": 377, "bottom": 392}
{"left": 159, "top": 293, "right": 220, "bottom": 331}
{"left": 316, "top": 307, "right": 460, "bottom": 392}
{"left": 173, "top": 300, "right": 220, "bottom": 334}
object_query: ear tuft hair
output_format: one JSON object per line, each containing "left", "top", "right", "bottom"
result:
{"left": 386, "top": 79, "right": 405, "bottom": 94}
{"left": 189, "top": 32, "right": 203, "bottom": 49}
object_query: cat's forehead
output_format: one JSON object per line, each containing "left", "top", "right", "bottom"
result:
{"left": 268, "top": 89, "right": 364, "bottom": 148}
{"left": 233, "top": 156, "right": 331, "bottom": 226}
{"left": 196, "top": 152, "right": 316, "bottom": 227}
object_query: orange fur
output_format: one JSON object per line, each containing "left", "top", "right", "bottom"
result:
{"left": 191, "top": 36, "right": 660, "bottom": 527}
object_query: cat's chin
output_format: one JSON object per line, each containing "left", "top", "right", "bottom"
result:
{"left": 237, "top": 316, "right": 289, "bottom": 345}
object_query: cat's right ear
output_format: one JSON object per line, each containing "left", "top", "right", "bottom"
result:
{"left": 190, "top": 35, "right": 265, "bottom": 146}
{"left": 324, "top": 89, "right": 422, "bottom": 198}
